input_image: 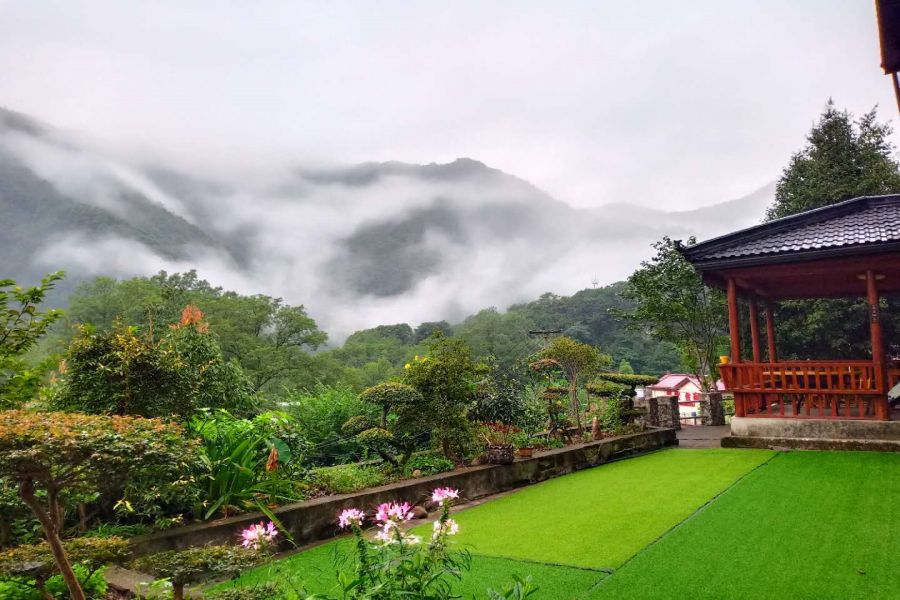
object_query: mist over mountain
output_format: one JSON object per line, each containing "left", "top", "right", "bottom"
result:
{"left": 0, "top": 108, "right": 774, "bottom": 340}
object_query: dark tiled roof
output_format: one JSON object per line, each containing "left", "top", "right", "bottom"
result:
{"left": 683, "top": 195, "right": 900, "bottom": 265}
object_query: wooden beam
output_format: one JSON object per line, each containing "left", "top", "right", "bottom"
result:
{"left": 765, "top": 302, "right": 777, "bottom": 363}
{"left": 727, "top": 278, "right": 741, "bottom": 364}
{"left": 748, "top": 299, "right": 761, "bottom": 363}
{"left": 866, "top": 270, "right": 889, "bottom": 420}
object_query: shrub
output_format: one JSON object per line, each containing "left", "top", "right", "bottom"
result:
{"left": 307, "top": 464, "right": 387, "bottom": 495}
{"left": 402, "top": 453, "right": 455, "bottom": 477}
{"left": 132, "top": 546, "right": 263, "bottom": 600}
{"left": 0, "top": 565, "right": 107, "bottom": 600}
{"left": 0, "top": 411, "right": 195, "bottom": 600}
{"left": 0, "top": 537, "right": 129, "bottom": 600}
{"left": 600, "top": 397, "right": 624, "bottom": 434}
{"left": 49, "top": 307, "right": 254, "bottom": 419}
{"left": 348, "top": 383, "right": 428, "bottom": 468}
{"left": 282, "top": 385, "right": 375, "bottom": 466}
{"left": 190, "top": 411, "right": 300, "bottom": 520}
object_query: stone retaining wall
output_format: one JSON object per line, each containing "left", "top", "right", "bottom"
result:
{"left": 131, "top": 427, "right": 676, "bottom": 555}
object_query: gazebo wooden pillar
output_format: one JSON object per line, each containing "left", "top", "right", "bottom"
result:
{"left": 765, "top": 302, "right": 777, "bottom": 363}
{"left": 866, "top": 270, "right": 889, "bottom": 420}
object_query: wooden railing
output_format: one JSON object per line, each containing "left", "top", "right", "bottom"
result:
{"left": 720, "top": 361, "right": 888, "bottom": 420}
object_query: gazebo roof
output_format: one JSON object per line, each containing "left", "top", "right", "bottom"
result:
{"left": 680, "top": 195, "right": 900, "bottom": 299}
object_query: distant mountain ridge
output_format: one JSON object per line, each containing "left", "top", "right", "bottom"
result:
{"left": 0, "top": 107, "right": 775, "bottom": 336}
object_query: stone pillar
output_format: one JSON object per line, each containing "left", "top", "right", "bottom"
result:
{"left": 699, "top": 392, "right": 725, "bottom": 426}
{"left": 666, "top": 396, "right": 682, "bottom": 431}
{"left": 634, "top": 395, "right": 680, "bottom": 430}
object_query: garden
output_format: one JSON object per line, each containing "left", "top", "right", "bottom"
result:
{"left": 0, "top": 273, "right": 662, "bottom": 600}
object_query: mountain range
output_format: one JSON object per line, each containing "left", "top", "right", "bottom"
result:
{"left": 0, "top": 107, "right": 775, "bottom": 338}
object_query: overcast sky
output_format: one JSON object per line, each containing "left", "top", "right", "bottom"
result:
{"left": 0, "top": 0, "right": 895, "bottom": 210}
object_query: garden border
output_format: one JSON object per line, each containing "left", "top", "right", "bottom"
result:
{"left": 130, "top": 427, "right": 676, "bottom": 555}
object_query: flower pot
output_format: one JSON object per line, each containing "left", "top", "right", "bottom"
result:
{"left": 516, "top": 447, "right": 534, "bottom": 459}
{"left": 486, "top": 444, "right": 515, "bottom": 464}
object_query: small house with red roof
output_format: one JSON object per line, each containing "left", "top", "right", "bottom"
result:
{"left": 646, "top": 373, "right": 725, "bottom": 422}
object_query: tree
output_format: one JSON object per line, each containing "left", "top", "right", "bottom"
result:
{"left": 621, "top": 237, "right": 727, "bottom": 392}
{"left": 0, "top": 272, "right": 64, "bottom": 408}
{"left": 765, "top": 102, "right": 900, "bottom": 359}
{"left": 403, "top": 334, "right": 486, "bottom": 460}
{"left": 0, "top": 411, "right": 195, "bottom": 600}
{"left": 50, "top": 306, "right": 254, "bottom": 419}
{"left": 766, "top": 101, "right": 900, "bottom": 220}
{"left": 344, "top": 382, "right": 428, "bottom": 468}
{"left": 414, "top": 320, "right": 453, "bottom": 343}
{"left": 63, "top": 271, "right": 327, "bottom": 394}
{"left": 529, "top": 336, "right": 609, "bottom": 431}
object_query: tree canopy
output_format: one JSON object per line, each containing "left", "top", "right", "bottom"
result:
{"left": 766, "top": 101, "right": 900, "bottom": 221}
{"left": 0, "top": 272, "right": 64, "bottom": 408}
{"left": 622, "top": 237, "right": 727, "bottom": 391}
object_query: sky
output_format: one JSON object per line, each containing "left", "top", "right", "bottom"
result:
{"left": 0, "top": 0, "right": 896, "bottom": 211}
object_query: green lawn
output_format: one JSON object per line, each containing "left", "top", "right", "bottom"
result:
{"left": 211, "top": 449, "right": 900, "bottom": 598}
{"left": 215, "top": 538, "right": 605, "bottom": 600}
{"left": 431, "top": 448, "right": 775, "bottom": 569}
{"left": 589, "top": 451, "right": 900, "bottom": 599}
{"left": 213, "top": 449, "right": 774, "bottom": 598}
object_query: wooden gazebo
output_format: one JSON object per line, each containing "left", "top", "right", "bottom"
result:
{"left": 681, "top": 195, "right": 900, "bottom": 422}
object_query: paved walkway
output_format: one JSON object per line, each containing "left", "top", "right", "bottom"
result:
{"left": 676, "top": 425, "right": 731, "bottom": 448}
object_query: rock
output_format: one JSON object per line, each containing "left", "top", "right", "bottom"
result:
{"left": 412, "top": 469, "right": 422, "bottom": 478}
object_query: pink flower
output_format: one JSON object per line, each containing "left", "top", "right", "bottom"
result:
{"left": 431, "top": 487, "right": 460, "bottom": 505}
{"left": 338, "top": 508, "right": 365, "bottom": 529}
{"left": 375, "top": 501, "right": 413, "bottom": 523}
{"left": 241, "top": 521, "right": 278, "bottom": 550}
{"left": 432, "top": 518, "right": 460, "bottom": 539}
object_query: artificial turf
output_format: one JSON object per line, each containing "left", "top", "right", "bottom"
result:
{"left": 213, "top": 539, "right": 605, "bottom": 600}
{"left": 430, "top": 448, "right": 775, "bottom": 569}
{"left": 590, "top": 451, "right": 900, "bottom": 599}
{"left": 212, "top": 448, "right": 775, "bottom": 598}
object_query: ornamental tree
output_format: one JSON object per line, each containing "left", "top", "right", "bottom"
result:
{"left": 344, "top": 382, "right": 428, "bottom": 468}
{"left": 132, "top": 545, "right": 263, "bottom": 600}
{"left": 402, "top": 334, "right": 486, "bottom": 460}
{"left": 0, "top": 411, "right": 197, "bottom": 600}
{"left": 530, "top": 336, "right": 609, "bottom": 432}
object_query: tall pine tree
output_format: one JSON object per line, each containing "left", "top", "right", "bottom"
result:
{"left": 766, "top": 102, "right": 900, "bottom": 360}
{"left": 766, "top": 100, "right": 900, "bottom": 221}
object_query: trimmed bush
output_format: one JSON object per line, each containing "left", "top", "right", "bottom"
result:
{"left": 132, "top": 546, "right": 262, "bottom": 600}
{"left": 307, "top": 464, "right": 388, "bottom": 495}
{"left": 594, "top": 373, "right": 658, "bottom": 387}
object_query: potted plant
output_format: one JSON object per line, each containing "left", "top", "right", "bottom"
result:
{"left": 480, "top": 422, "right": 518, "bottom": 464}
{"left": 511, "top": 431, "right": 535, "bottom": 458}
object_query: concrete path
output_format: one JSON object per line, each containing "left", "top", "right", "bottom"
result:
{"left": 676, "top": 425, "right": 731, "bottom": 448}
